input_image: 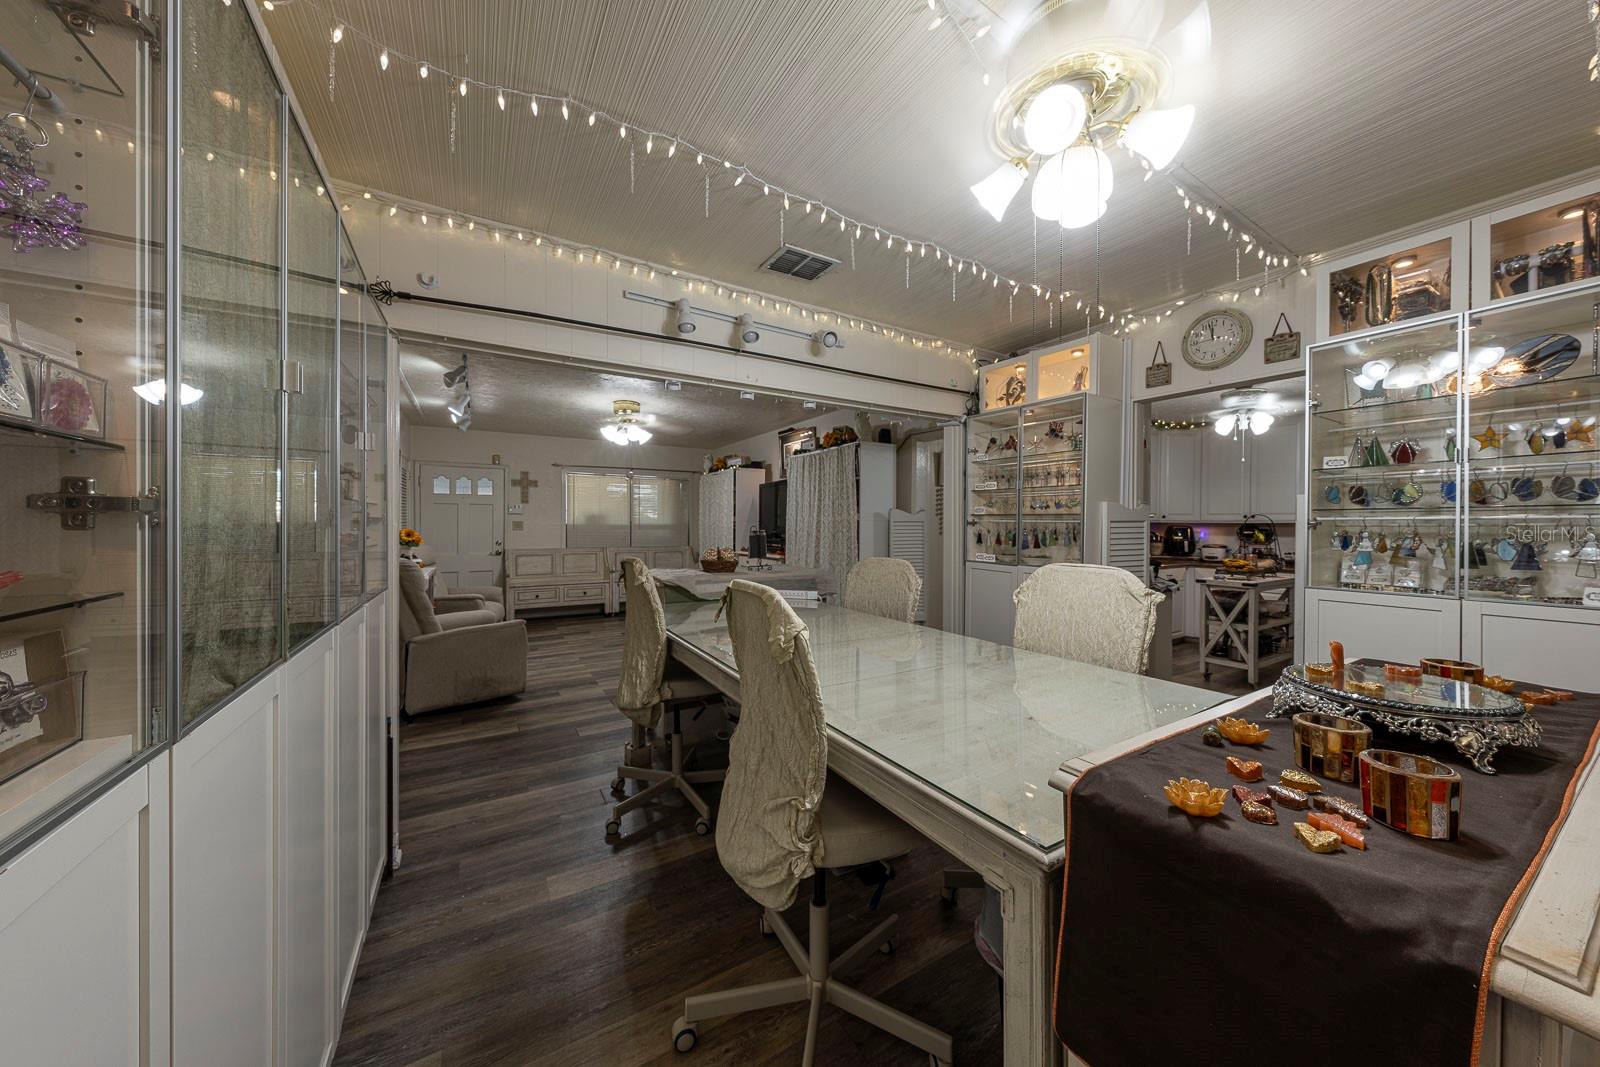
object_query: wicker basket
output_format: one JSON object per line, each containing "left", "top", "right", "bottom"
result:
{"left": 700, "top": 558, "right": 739, "bottom": 574}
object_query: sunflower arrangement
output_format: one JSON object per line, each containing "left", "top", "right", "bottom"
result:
{"left": 398, "top": 527, "right": 424, "bottom": 549}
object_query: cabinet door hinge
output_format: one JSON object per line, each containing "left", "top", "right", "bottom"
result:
{"left": 280, "top": 359, "right": 305, "bottom": 394}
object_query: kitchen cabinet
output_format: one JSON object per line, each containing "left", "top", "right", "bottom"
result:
{"left": 1248, "top": 413, "right": 1302, "bottom": 522}
{"left": 1149, "top": 429, "right": 1202, "bottom": 520}
{"left": 1201, "top": 430, "right": 1250, "bottom": 522}
{"left": 1184, "top": 415, "right": 1301, "bottom": 525}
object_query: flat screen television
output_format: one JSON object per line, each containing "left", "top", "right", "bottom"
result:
{"left": 759, "top": 479, "right": 786, "bottom": 554}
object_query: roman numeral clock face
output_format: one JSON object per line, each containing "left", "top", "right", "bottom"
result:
{"left": 1181, "top": 309, "right": 1253, "bottom": 370}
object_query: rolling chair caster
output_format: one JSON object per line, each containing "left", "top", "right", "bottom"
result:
{"left": 694, "top": 817, "right": 711, "bottom": 836}
{"left": 609, "top": 776, "right": 626, "bottom": 795}
{"left": 671, "top": 1016, "right": 697, "bottom": 1053}
{"left": 604, "top": 819, "right": 621, "bottom": 838}
{"left": 878, "top": 935, "right": 897, "bottom": 956}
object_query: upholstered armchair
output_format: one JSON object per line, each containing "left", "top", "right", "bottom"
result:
{"left": 431, "top": 573, "right": 507, "bottom": 622}
{"left": 398, "top": 562, "right": 527, "bottom": 715}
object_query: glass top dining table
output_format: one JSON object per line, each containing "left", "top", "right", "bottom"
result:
{"left": 663, "top": 601, "right": 1227, "bottom": 852}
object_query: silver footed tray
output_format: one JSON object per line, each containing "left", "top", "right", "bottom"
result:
{"left": 1269, "top": 663, "right": 1540, "bottom": 774}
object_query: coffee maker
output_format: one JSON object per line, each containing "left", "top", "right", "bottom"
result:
{"left": 1161, "top": 525, "right": 1196, "bottom": 557}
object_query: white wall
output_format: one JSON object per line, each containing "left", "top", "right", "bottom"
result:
{"left": 406, "top": 423, "right": 707, "bottom": 551}
{"left": 1130, "top": 271, "right": 1315, "bottom": 402}
{"left": 340, "top": 187, "right": 975, "bottom": 419}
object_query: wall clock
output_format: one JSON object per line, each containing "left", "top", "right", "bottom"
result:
{"left": 1181, "top": 308, "right": 1253, "bottom": 370}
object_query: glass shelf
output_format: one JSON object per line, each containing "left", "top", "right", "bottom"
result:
{"left": 0, "top": 416, "right": 127, "bottom": 452}
{"left": 1463, "top": 289, "right": 1600, "bottom": 606}
{"left": 0, "top": 592, "right": 125, "bottom": 626}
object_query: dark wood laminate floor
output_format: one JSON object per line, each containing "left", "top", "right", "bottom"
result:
{"left": 1168, "top": 637, "right": 1274, "bottom": 697}
{"left": 334, "top": 614, "right": 1004, "bottom": 1067}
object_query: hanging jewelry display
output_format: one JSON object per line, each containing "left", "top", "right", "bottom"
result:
{"left": 1, "top": 97, "right": 88, "bottom": 253}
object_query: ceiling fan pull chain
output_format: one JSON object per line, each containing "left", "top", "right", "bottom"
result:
{"left": 1032, "top": 213, "right": 1039, "bottom": 330}
{"left": 1186, "top": 213, "right": 1192, "bottom": 256}
{"left": 704, "top": 171, "right": 709, "bottom": 218}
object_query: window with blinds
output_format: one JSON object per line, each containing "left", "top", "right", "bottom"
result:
{"left": 564, "top": 470, "right": 690, "bottom": 548}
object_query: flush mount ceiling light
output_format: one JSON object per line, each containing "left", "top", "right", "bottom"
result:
{"left": 969, "top": 48, "right": 1194, "bottom": 225}
{"left": 600, "top": 399, "right": 653, "bottom": 445}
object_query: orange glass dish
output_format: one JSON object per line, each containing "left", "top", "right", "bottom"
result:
{"left": 1293, "top": 822, "right": 1342, "bottom": 853}
{"left": 1226, "top": 756, "right": 1265, "bottom": 782}
{"left": 1164, "top": 778, "right": 1228, "bottom": 817}
{"left": 1307, "top": 811, "right": 1367, "bottom": 850}
{"left": 1384, "top": 663, "right": 1423, "bottom": 683}
{"left": 1216, "top": 717, "right": 1271, "bottom": 745}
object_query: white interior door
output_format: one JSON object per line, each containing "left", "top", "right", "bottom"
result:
{"left": 416, "top": 463, "right": 505, "bottom": 588}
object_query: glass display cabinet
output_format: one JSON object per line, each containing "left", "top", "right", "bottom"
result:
{"left": 966, "top": 409, "right": 1019, "bottom": 564}
{"left": 1462, "top": 286, "right": 1600, "bottom": 607}
{"left": 1480, "top": 187, "right": 1598, "bottom": 305}
{"left": 0, "top": 1, "right": 167, "bottom": 846}
{"left": 1018, "top": 398, "right": 1086, "bottom": 566}
{"left": 1306, "top": 316, "right": 1464, "bottom": 598}
{"left": 1325, "top": 237, "right": 1453, "bottom": 338}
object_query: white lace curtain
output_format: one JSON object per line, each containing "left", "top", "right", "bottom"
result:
{"left": 785, "top": 442, "right": 858, "bottom": 594}
{"left": 698, "top": 469, "right": 736, "bottom": 554}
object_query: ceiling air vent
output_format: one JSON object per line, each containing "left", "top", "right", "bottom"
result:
{"left": 761, "top": 245, "right": 838, "bottom": 281}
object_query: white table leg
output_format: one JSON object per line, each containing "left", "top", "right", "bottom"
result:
{"left": 997, "top": 858, "right": 1061, "bottom": 1067}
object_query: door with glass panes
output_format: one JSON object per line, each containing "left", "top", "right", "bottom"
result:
{"left": 416, "top": 464, "right": 505, "bottom": 588}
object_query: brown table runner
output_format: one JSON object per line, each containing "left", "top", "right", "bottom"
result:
{"left": 1053, "top": 674, "right": 1600, "bottom": 1067}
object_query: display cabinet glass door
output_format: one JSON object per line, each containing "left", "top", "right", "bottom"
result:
{"left": 1463, "top": 286, "right": 1600, "bottom": 606}
{"left": 967, "top": 411, "right": 1019, "bottom": 563}
{"left": 178, "top": 0, "right": 285, "bottom": 725}
{"left": 337, "top": 239, "right": 366, "bottom": 612}
{"left": 1018, "top": 398, "right": 1085, "bottom": 565}
{"left": 0, "top": 0, "right": 167, "bottom": 852}
{"left": 285, "top": 125, "right": 338, "bottom": 648}
{"left": 1306, "top": 317, "right": 1463, "bottom": 597}
{"left": 363, "top": 301, "right": 389, "bottom": 595}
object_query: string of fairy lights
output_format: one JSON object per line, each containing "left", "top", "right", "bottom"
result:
{"left": 252, "top": 0, "right": 1312, "bottom": 350}
{"left": 333, "top": 187, "right": 985, "bottom": 362}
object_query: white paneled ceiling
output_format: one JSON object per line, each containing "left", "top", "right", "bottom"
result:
{"left": 265, "top": 1, "right": 1599, "bottom": 356}
{"left": 400, "top": 348, "right": 837, "bottom": 447}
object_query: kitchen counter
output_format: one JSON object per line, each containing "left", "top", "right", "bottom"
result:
{"left": 1151, "top": 555, "right": 1295, "bottom": 573}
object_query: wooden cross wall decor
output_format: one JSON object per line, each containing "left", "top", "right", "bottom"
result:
{"left": 510, "top": 470, "right": 537, "bottom": 503}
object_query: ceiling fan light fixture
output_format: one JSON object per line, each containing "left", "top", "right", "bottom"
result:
{"left": 1022, "top": 83, "right": 1087, "bottom": 156}
{"left": 1212, "top": 413, "right": 1237, "bottom": 437}
{"left": 969, "top": 159, "right": 1028, "bottom": 222}
{"left": 1031, "top": 145, "right": 1112, "bottom": 224}
{"left": 1248, "top": 410, "right": 1275, "bottom": 435}
{"left": 1121, "top": 104, "right": 1195, "bottom": 170}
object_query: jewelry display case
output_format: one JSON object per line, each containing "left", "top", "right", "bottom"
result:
{"left": 966, "top": 409, "right": 1019, "bottom": 564}
{"left": 1462, "top": 286, "right": 1600, "bottom": 607}
{"left": 1017, "top": 399, "right": 1086, "bottom": 566}
{"left": 964, "top": 392, "right": 1121, "bottom": 643}
{"left": 0, "top": 2, "right": 166, "bottom": 848}
{"left": 1306, "top": 315, "right": 1464, "bottom": 599}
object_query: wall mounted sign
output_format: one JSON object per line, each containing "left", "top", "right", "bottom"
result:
{"left": 1145, "top": 341, "right": 1172, "bottom": 387}
{"left": 1263, "top": 312, "right": 1302, "bottom": 364}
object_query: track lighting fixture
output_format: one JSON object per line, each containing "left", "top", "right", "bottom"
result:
{"left": 673, "top": 298, "right": 697, "bottom": 335}
{"left": 812, "top": 329, "right": 843, "bottom": 351}
{"left": 736, "top": 313, "right": 760, "bottom": 346}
